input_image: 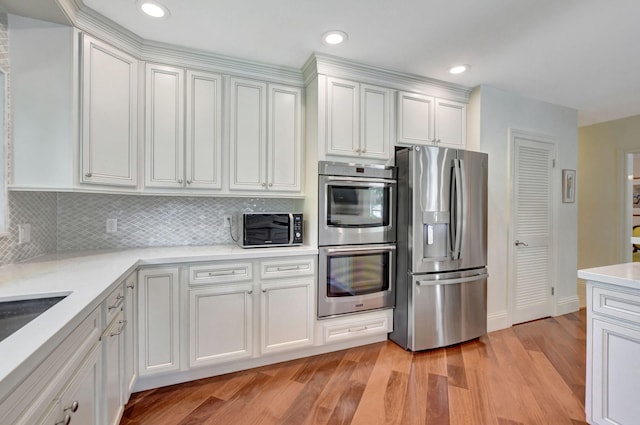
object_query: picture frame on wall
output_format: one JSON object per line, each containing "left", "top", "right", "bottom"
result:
{"left": 562, "top": 169, "right": 576, "bottom": 203}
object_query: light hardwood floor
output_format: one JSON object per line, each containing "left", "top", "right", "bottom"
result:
{"left": 121, "top": 310, "right": 587, "bottom": 425}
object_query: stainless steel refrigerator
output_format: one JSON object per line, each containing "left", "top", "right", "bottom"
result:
{"left": 390, "top": 145, "right": 488, "bottom": 351}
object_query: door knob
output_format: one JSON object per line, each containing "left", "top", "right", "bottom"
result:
{"left": 515, "top": 240, "right": 529, "bottom": 246}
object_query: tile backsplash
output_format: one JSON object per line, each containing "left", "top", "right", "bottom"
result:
{"left": 0, "top": 191, "right": 303, "bottom": 266}
{"left": 0, "top": 192, "right": 57, "bottom": 265}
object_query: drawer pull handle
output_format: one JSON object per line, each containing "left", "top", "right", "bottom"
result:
{"left": 348, "top": 326, "right": 368, "bottom": 333}
{"left": 64, "top": 401, "right": 79, "bottom": 413}
{"left": 56, "top": 414, "right": 71, "bottom": 425}
{"left": 108, "top": 294, "right": 125, "bottom": 310}
{"left": 126, "top": 282, "right": 135, "bottom": 289}
{"left": 276, "top": 266, "right": 300, "bottom": 271}
{"left": 248, "top": 290, "right": 253, "bottom": 295}
{"left": 84, "top": 172, "right": 92, "bottom": 178}
{"left": 208, "top": 270, "right": 238, "bottom": 277}
{"left": 110, "top": 320, "right": 128, "bottom": 337}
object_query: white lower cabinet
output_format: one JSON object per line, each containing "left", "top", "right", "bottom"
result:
{"left": 42, "top": 343, "right": 102, "bottom": 425}
{"left": 188, "top": 282, "right": 254, "bottom": 366}
{"left": 587, "top": 283, "right": 640, "bottom": 425}
{"left": 320, "top": 309, "right": 393, "bottom": 344}
{"left": 104, "top": 311, "right": 126, "bottom": 425}
{"left": 260, "top": 278, "right": 314, "bottom": 353}
{"left": 138, "top": 267, "right": 181, "bottom": 377}
{"left": 123, "top": 272, "right": 138, "bottom": 403}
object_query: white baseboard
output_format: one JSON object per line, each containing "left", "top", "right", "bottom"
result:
{"left": 555, "top": 295, "right": 580, "bottom": 316}
{"left": 487, "top": 310, "right": 510, "bottom": 332}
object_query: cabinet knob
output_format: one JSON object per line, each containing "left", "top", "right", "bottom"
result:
{"left": 127, "top": 282, "right": 135, "bottom": 290}
{"left": 186, "top": 180, "right": 192, "bottom": 184}
{"left": 85, "top": 172, "right": 92, "bottom": 178}
{"left": 355, "top": 148, "right": 361, "bottom": 153}
{"left": 64, "top": 401, "right": 79, "bottom": 413}
{"left": 268, "top": 183, "right": 273, "bottom": 187}
{"left": 361, "top": 148, "right": 366, "bottom": 153}
{"left": 178, "top": 178, "right": 183, "bottom": 184}
{"left": 55, "top": 414, "right": 71, "bottom": 425}
{"left": 261, "top": 182, "right": 266, "bottom": 187}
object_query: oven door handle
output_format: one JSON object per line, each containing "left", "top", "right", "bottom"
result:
{"left": 324, "top": 245, "right": 397, "bottom": 255}
{"left": 324, "top": 176, "right": 397, "bottom": 185}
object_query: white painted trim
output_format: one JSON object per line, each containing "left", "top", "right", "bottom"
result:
{"left": 619, "top": 149, "right": 640, "bottom": 264}
{"left": 302, "top": 54, "right": 471, "bottom": 103}
{"left": 555, "top": 295, "right": 580, "bottom": 316}
{"left": 578, "top": 280, "right": 586, "bottom": 308}
{"left": 487, "top": 310, "right": 510, "bottom": 332}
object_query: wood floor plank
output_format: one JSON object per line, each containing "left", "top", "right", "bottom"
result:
{"left": 123, "top": 310, "right": 588, "bottom": 425}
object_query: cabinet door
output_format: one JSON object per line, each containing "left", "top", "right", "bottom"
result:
{"left": 229, "top": 77, "right": 267, "bottom": 191}
{"left": 188, "top": 284, "right": 254, "bottom": 367}
{"left": 268, "top": 84, "right": 303, "bottom": 192}
{"left": 435, "top": 98, "right": 466, "bottom": 148}
{"left": 397, "top": 91, "right": 434, "bottom": 145}
{"left": 260, "top": 279, "right": 313, "bottom": 353}
{"left": 138, "top": 267, "right": 181, "bottom": 376}
{"left": 591, "top": 318, "right": 640, "bottom": 425}
{"left": 360, "top": 84, "right": 392, "bottom": 160}
{"left": 58, "top": 343, "right": 102, "bottom": 425}
{"left": 81, "top": 34, "right": 138, "bottom": 187}
{"left": 326, "top": 77, "right": 359, "bottom": 157}
{"left": 123, "top": 273, "right": 137, "bottom": 404}
{"left": 104, "top": 312, "right": 126, "bottom": 425}
{"left": 145, "top": 64, "right": 185, "bottom": 188}
{"left": 185, "top": 70, "right": 223, "bottom": 190}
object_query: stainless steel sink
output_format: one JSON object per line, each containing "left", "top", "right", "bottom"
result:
{"left": 0, "top": 296, "right": 66, "bottom": 342}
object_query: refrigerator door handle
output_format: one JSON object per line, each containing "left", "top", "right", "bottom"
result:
{"left": 452, "top": 159, "right": 464, "bottom": 259}
{"left": 416, "top": 273, "right": 489, "bottom": 287}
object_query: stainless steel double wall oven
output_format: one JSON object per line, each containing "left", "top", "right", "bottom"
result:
{"left": 317, "top": 161, "right": 397, "bottom": 318}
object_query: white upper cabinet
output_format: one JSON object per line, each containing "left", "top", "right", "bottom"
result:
{"left": 229, "top": 77, "right": 267, "bottom": 191}
{"left": 145, "top": 65, "right": 223, "bottom": 190}
{"left": 268, "top": 84, "right": 303, "bottom": 192}
{"left": 435, "top": 98, "right": 467, "bottom": 149}
{"left": 81, "top": 34, "right": 139, "bottom": 187}
{"left": 185, "top": 70, "right": 223, "bottom": 190}
{"left": 326, "top": 77, "right": 392, "bottom": 161}
{"left": 230, "top": 77, "right": 303, "bottom": 193}
{"left": 397, "top": 91, "right": 466, "bottom": 149}
{"left": 145, "top": 64, "right": 185, "bottom": 189}
{"left": 396, "top": 91, "right": 434, "bottom": 145}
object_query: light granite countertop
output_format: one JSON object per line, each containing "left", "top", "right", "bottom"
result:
{"left": 0, "top": 244, "right": 318, "bottom": 403}
{"left": 578, "top": 262, "right": 640, "bottom": 291}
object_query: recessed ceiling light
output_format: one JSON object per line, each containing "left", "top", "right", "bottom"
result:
{"left": 322, "top": 30, "right": 348, "bottom": 45}
{"left": 449, "top": 64, "right": 470, "bottom": 75}
{"left": 139, "top": 1, "right": 170, "bottom": 18}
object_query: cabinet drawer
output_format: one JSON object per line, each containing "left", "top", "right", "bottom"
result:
{"left": 2, "top": 307, "right": 102, "bottom": 425}
{"left": 188, "top": 262, "right": 253, "bottom": 285}
{"left": 260, "top": 257, "right": 315, "bottom": 279}
{"left": 322, "top": 314, "right": 390, "bottom": 344}
{"left": 592, "top": 286, "right": 640, "bottom": 325}
{"left": 105, "top": 282, "right": 125, "bottom": 326}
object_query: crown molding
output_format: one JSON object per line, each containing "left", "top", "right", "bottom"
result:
{"left": 59, "top": 0, "right": 303, "bottom": 86}
{"left": 57, "top": 1, "right": 467, "bottom": 97}
{"left": 303, "top": 53, "right": 472, "bottom": 103}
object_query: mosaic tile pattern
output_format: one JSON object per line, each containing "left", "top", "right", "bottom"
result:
{"left": 57, "top": 193, "right": 302, "bottom": 251}
{"left": 0, "top": 192, "right": 58, "bottom": 266}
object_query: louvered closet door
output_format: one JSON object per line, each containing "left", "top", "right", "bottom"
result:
{"left": 511, "top": 136, "right": 555, "bottom": 324}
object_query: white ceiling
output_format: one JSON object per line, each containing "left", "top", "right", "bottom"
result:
{"left": 6, "top": 0, "right": 640, "bottom": 127}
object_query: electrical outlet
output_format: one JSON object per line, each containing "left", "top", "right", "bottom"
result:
{"left": 223, "top": 215, "right": 233, "bottom": 228}
{"left": 18, "top": 224, "right": 31, "bottom": 244}
{"left": 106, "top": 218, "right": 118, "bottom": 233}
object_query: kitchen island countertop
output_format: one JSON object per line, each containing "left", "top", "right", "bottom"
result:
{"left": 578, "top": 261, "right": 640, "bottom": 290}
